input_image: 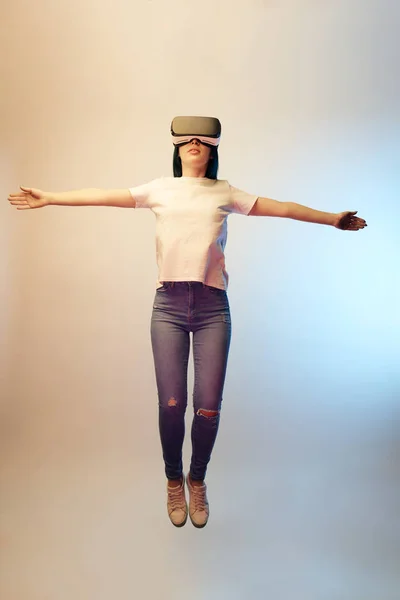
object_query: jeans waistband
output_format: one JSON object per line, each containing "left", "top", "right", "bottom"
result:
{"left": 161, "top": 281, "right": 206, "bottom": 288}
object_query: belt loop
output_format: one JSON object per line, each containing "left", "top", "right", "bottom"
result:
{"left": 171, "top": 282, "right": 175, "bottom": 288}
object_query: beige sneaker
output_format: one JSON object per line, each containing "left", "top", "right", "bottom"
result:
{"left": 167, "top": 476, "right": 188, "bottom": 527}
{"left": 186, "top": 474, "right": 209, "bottom": 528}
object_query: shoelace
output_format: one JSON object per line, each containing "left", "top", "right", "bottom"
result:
{"left": 168, "top": 486, "right": 186, "bottom": 511}
{"left": 191, "top": 485, "right": 207, "bottom": 512}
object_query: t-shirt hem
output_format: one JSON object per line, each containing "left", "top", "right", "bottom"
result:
{"left": 156, "top": 277, "right": 227, "bottom": 291}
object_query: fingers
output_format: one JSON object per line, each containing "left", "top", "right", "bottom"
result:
{"left": 346, "top": 213, "right": 367, "bottom": 229}
{"left": 8, "top": 200, "right": 31, "bottom": 209}
{"left": 9, "top": 188, "right": 31, "bottom": 200}
{"left": 8, "top": 187, "right": 33, "bottom": 200}
{"left": 8, "top": 195, "right": 28, "bottom": 203}
{"left": 338, "top": 212, "right": 367, "bottom": 230}
{"left": 8, "top": 186, "right": 34, "bottom": 209}
{"left": 8, "top": 195, "right": 32, "bottom": 209}
{"left": 8, "top": 194, "right": 26, "bottom": 200}
{"left": 9, "top": 195, "right": 28, "bottom": 202}
{"left": 9, "top": 200, "right": 29, "bottom": 206}
{"left": 9, "top": 187, "right": 31, "bottom": 196}
{"left": 345, "top": 221, "right": 367, "bottom": 230}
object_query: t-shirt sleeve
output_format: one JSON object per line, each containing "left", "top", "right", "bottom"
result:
{"left": 228, "top": 184, "right": 258, "bottom": 215}
{"left": 128, "top": 180, "right": 157, "bottom": 209}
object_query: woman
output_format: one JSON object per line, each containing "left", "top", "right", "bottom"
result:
{"left": 8, "top": 116, "right": 367, "bottom": 529}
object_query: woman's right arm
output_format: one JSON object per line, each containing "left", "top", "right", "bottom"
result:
{"left": 8, "top": 186, "right": 135, "bottom": 210}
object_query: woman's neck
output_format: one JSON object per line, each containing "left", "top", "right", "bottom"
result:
{"left": 181, "top": 165, "right": 207, "bottom": 178}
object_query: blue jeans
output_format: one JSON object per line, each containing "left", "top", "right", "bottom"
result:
{"left": 150, "top": 282, "right": 232, "bottom": 481}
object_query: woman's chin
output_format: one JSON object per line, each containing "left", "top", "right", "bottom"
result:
{"left": 183, "top": 158, "right": 207, "bottom": 168}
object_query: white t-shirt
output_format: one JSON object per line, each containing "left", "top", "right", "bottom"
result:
{"left": 129, "top": 176, "right": 258, "bottom": 290}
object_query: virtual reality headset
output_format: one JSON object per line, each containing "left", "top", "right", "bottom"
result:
{"left": 171, "top": 116, "right": 221, "bottom": 147}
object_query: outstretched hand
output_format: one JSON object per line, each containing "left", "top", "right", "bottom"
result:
{"left": 8, "top": 186, "right": 49, "bottom": 210}
{"left": 333, "top": 211, "right": 367, "bottom": 231}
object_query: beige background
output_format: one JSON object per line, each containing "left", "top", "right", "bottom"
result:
{"left": 1, "top": 0, "right": 399, "bottom": 598}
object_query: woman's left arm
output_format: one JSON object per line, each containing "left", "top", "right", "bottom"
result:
{"left": 249, "top": 197, "right": 367, "bottom": 231}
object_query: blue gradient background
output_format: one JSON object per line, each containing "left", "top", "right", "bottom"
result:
{"left": 1, "top": 0, "right": 399, "bottom": 598}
